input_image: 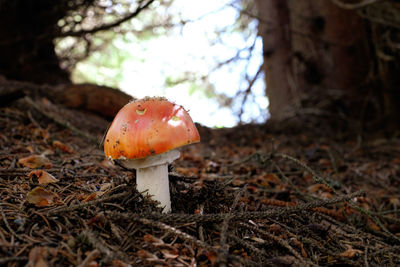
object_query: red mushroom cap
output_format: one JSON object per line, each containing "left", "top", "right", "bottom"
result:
{"left": 104, "top": 97, "right": 200, "bottom": 160}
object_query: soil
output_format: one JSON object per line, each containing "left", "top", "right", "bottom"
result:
{"left": 1, "top": 82, "right": 400, "bottom": 266}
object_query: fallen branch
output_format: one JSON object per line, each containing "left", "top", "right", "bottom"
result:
{"left": 107, "top": 190, "right": 364, "bottom": 224}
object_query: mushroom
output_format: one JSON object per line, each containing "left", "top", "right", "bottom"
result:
{"left": 104, "top": 97, "right": 200, "bottom": 212}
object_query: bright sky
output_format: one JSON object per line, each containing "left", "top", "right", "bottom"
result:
{"left": 72, "top": 0, "right": 269, "bottom": 128}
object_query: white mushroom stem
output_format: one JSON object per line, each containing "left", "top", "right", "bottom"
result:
{"left": 120, "top": 150, "right": 180, "bottom": 213}
{"left": 136, "top": 164, "right": 171, "bottom": 212}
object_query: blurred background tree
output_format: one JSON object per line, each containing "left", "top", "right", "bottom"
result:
{"left": 0, "top": 0, "right": 154, "bottom": 84}
{"left": 257, "top": 0, "right": 400, "bottom": 133}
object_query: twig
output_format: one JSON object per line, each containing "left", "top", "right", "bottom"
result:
{"left": 107, "top": 190, "right": 364, "bottom": 224}
{"left": 0, "top": 206, "right": 24, "bottom": 242}
{"left": 369, "top": 245, "right": 400, "bottom": 257}
{"left": 274, "top": 153, "right": 332, "bottom": 188}
{"left": 240, "top": 222, "right": 313, "bottom": 267}
{"left": 226, "top": 233, "right": 270, "bottom": 264}
{"left": 80, "top": 230, "right": 121, "bottom": 262}
{"left": 330, "top": 0, "right": 380, "bottom": 10}
{"left": 364, "top": 246, "right": 369, "bottom": 267}
{"left": 77, "top": 249, "right": 99, "bottom": 267}
{"left": 219, "top": 185, "right": 247, "bottom": 266}
{"left": 272, "top": 161, "right": 316, "bottom": 202}
{"left": 238, "top": 64, "right": 263, "bottom": 122}
{"left": 59, "top": 0, "right": 155, "bottom": 37}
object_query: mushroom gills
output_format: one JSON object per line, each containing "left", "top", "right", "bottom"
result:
{"left": 120, "top": 149, "right": 180, "bottom": 169}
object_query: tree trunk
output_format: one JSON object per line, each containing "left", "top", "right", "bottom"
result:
{"left": 0, "top": 1, "right": 70, "bottom": 84}
{"left": 255, "top": 0, "right": 293, "bottom": 120}
{"left": 257, "top": 0, "right": 371, "bottom": 121}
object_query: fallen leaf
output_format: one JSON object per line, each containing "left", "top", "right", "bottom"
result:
{"left": 137, "top": 249, "right": 159, "bottom": 261}
{"left": 339, "top": 247, "right": 363, "bottom": 258}
{"left": 99, "top": 183, "right": 112, "bottom": 192}
{"left": 32, "top": 127, "right": 50, "bottom": 140}
{"left": 389, "top": 197, "right": 400, "bottom": 208}
{"left": 291, "top": 237, "right": 308, "bottom": 258}
{"left": 307, "top": 183, "right": 331, "bottom": 193}
{"left": 28, "top": 170, "right": 59, "bottom": 184}
{"left": 26, "top": 246, "right": 49, "bottom": 267}
{"left": 100, "top": 159, "right": 116, "bottom": 168}
{"left": 18, "top": 155, "right": 52, "bottom": 169}
{"left": 232, "top": 178, "right": 246, "bottom": 186}
{"left": 26, "top": 145, "right": 35, "bottom": 153}
{"left": 81, "top": 183, "right": 111, "bottom": 202}
{"left": 80, "top": 249, "right": 100, "bottom": 267}
{"left": 161, "top": 249, "right": 179, "bottom": 259}
{"left": 367, "top": 219, "right": 381, "bottom": 232}
{"left": 26, "top": 187, "right": 61, "bottom": 207}
{"left": 199, "top": 249, "right": 218, "bottom": 265}
{"left": 52, "top": 140, "right": 74, "bottom": 153}
{"left": 143, "top": 234, "right": 164, "bottom": 246}
{"left": 82, "top": 192, "right": 99, "bottom": 202}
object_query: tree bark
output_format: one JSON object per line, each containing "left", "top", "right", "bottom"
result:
{"left": 0, "top": 0, "right": 70, "bottom": 84}
{"left": 256, "top": 0, "right": 293, "bottom": 120}
{"left": 256, "top": 0, "right": 371, "bottom": 120}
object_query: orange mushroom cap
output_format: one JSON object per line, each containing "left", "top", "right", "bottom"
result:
{"left": 104, "top": 97, "right": 200, "bottom": 160}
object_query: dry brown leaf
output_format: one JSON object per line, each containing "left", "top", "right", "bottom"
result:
{"left": 161, "top": 249, "right": 179, "bottom": 259}
{"left": 26, "top": 145, "right": 35, "bottom": 153}
{"left": 82, "top": 192, "right": 99, "bottom": 202}
{"left": 389, "top": 197, "right": 400, "bottom": 207}
{"left": 143, "top": 234, "right": 164, "bottom": 246}
{"left": 80, "top": 249, "right": 100, "bottom": 267}
{"left": 26, "top": 187, "right": 61, "bottom": 207}
{"left": 339, "top": 248, "right": 363, "bottom": 258}
{"left": 268, "top": 223, "right": 284, "bottom": 234}
{"left": 199, "top": 249, "right": 218, "bottom": 265}
{"left": 319, "top": 191, "right": 334, "bottom": 199}
{"left": 232, "top": 178, "right": 246, "bottom": 186}
{"left": 52, "top": 140, "right": 75, "bottom": 153}
{"left": 81, "top": 183, "right": 111, "bottom": 202}
{"left": 137, "top": 249, "right": 159, "bottom": 261}
{"left": 100, "top": 159, "right": 116, "bottom": 168}
{"left": 263, "top": 173, "right": 281, "bottom": 184}
{"left": 28, "top": 170, "right": 59, "bottom": 184}
{"left": 307, "top": 183, "right": 331, "bottom": 193}
{"left": 367, "top": 219, "right": 381, "bottom": 232}
{"left": 26, "top": 246, "right": 49, "bottom": 267}
{"left": 290, "top": 237, "right": 308, "bottom": 258}
{"left": 31, "top": 127, "right": 50, "bottom": 140}
{"left": 18, "top": 155, "right": 52, "bottom": 169}
{"left": 99, "top": 183, "right": 112, "bottom": 192}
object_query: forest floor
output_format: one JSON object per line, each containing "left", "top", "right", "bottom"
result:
{"left": 1, "top": 87, "right": 400, "bottom": 266}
